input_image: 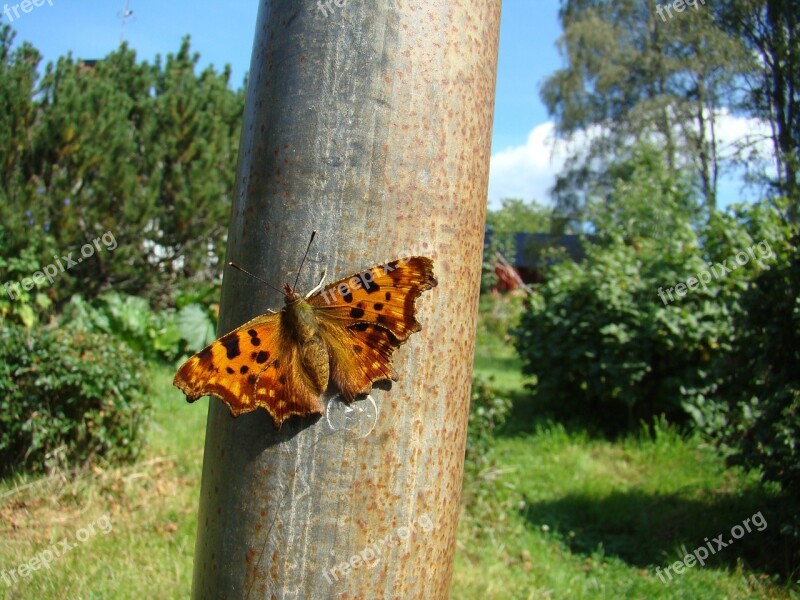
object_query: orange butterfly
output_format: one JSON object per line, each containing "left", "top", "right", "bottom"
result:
{"left": 173, "top": 255, "right": 437, "bottom": 428}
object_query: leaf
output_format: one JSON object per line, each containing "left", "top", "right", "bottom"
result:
{"left": 18, "top": 304, "right": 35, "bottom": 328}
{"left": 176, "top": 303, "right": 217, "bottom": 352}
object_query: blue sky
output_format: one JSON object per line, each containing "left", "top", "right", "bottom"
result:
{"left": 3, "top": 0, "right": 758, "bottom": 210}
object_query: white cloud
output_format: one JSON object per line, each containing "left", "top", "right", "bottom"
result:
{"left": 487, "top": 122, "right": 563, "bottom": 209}
{"left": 487, "top": 112, "right": 773, "bottom": 210}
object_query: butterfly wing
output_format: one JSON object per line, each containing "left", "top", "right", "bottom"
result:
{"left": 309, "top": 256, "right": 437, "bottom": 400}
{"left": 173, "top": 312, "right": 325, "bottom": 428}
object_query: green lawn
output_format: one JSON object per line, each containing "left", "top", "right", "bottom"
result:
{"left": 457, "top": 315, "right": 797, "bottom": 599}
{"left": 1, "top": 297, "right": 798, "bottom": 598}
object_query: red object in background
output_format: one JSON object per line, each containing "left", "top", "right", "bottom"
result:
{"left": 492, "top": 251, "right": 533, "bottom": 295}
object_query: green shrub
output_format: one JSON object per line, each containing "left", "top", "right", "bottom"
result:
{"left": 0, "top": 224, "right": 55, "bottom": 328}
{"left": 0, "top": 321, "right": 150, "bottom": 475}
{"left": 514, "top": 197, "right": 786, "bottom": 434}
{"left": 725, "top": 229, "right": 800, "bottom": 539}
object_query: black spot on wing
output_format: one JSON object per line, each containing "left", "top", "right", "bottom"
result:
{"left": 256, "top": 350, "right": 270, "bottom": 364}
{"left": 350, "top": 307, "right": 365, "bottom": 319}
{"left": 222, "top": 335, "right": 241, "bottom": 359}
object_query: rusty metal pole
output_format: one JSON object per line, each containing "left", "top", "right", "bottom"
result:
{"left": 191, "top": 1, "right": 500, "bottom": 597}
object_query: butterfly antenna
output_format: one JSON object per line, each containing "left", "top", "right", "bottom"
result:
{"left": 293, "top": 230, "right": 317, "bottom": 289}
{"left": 228, "top": 262, "right": 289, "bottom": 298}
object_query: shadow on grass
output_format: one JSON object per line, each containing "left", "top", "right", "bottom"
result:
{"left": 495, "top": 386, "right": 611, "bottom": 441}
{"left": 521, "top": 487, "right": 798, "bottom": 579}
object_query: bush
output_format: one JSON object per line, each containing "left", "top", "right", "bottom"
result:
{"left": 725, "top": 229, "right": 800, "bottom": 539}
{"left": 514, "top": 197, "right": 786, "bottom": 434}
{"left": 0, "top": 322, "right": 150, "bottom": 475}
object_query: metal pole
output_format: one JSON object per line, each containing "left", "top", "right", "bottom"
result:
{"left": 191, "top": 1, "right": 501, "bottom": 597}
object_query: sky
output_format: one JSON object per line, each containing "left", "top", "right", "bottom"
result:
{"left": 2, "top": 0, "right": 761, "bottom": 211}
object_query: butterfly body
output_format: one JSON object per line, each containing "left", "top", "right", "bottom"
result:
{"left": 174, "top": 256, "right": 437, "bottom": 429}
{"left": 282, "top": 293, "right": 329, "bottom": 396}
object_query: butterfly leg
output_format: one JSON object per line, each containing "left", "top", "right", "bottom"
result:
{"left": 304, "top": 269, "right": 328, "bottom": 299}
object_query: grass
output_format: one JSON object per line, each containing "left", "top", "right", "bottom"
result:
{"left": 1, "top": 293, "right": 798, "bottom": 598}
{"left": 455, "top": 295, "right": 798, "bottom": 599}
{"left": 0, "top": 368, "right": 205, "bottom": 599}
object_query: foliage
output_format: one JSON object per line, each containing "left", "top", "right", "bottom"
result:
{"left": 0, "top": 224, "right": 55, "bottom": 327}
{"left": 0, "top": 321, "right": 150, "bottom": 475}
{"left": 486, "top": 198, "right": 553, "bottom": 240}
{"left": 481, "top": 229, "right": 501, "bottom": 293}
{"left": 0, "top": 27, "right": 244, "bottom": 310}
{"left": 514, "top": 163, "right": 785, "bottom": 433}
{"left": 541, "top": 0, "right": 799, "bottom": 220}
{"left": 588, "top": 144, "right": 703, "bottom": 242}
{"left": 60, "top": 291, "right": 218, "bottom": 363}
{"left": 715, "top": 0, "right": 800, "bottom": 210}
{"left": 466, "top": 376, "right": 513, "bottom": 471}
{"left": 724, "top": 226, "right": 800, "bottom": 539}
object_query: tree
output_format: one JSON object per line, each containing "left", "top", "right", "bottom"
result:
{"left": 0, "top": 26, "right": 43, "bottom": 251}
{"left": 541, "top": 0, "right": 748, "bottom": 215}
{"left": 0, "top": 30, "right": 245, "bottom": 309}
{"left": 715, "top": 0, "right": 800, "bottom": 219}
{"left": 486, "top": 197, "right": 553, "bottom": 238}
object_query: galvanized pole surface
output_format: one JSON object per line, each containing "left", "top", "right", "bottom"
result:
{"left": 191, "top": 1, "right": 500, "bottom": 598}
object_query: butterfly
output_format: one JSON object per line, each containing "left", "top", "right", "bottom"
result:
{"left": 173, "top": 255, "right": 437, "bottom": 429}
